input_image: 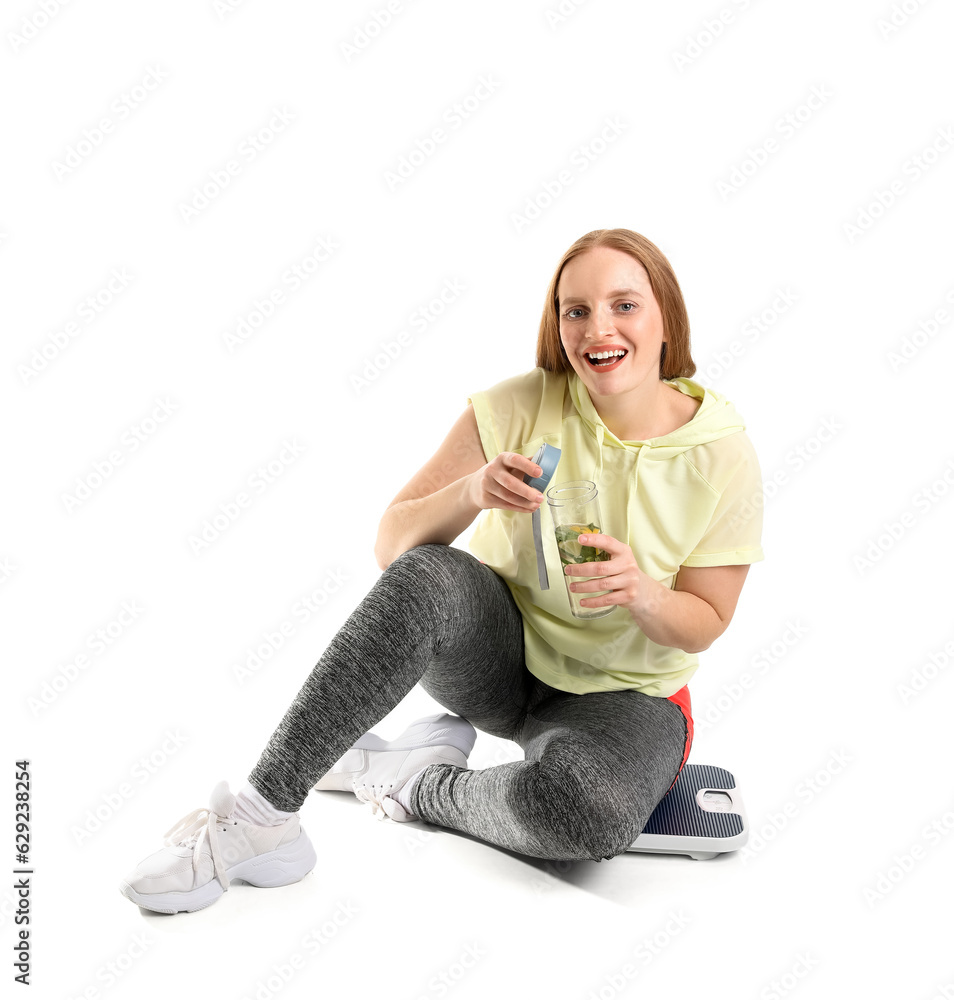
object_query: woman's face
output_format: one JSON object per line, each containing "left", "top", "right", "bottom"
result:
{"left": 557, "top": 247, "right": 666, "bottom": 399}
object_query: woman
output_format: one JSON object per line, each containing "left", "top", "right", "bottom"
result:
{"left": 120, "top": 228, "right": 764, "bottom": 914}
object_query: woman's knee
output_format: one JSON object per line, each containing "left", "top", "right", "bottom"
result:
{"left": 388, "top": 543, "right": 479, "bottom": 579}
{"left": 571, "top": 794, "right": 645, "bottom": 861}
{"left": 520, "top": 766, "right": 646, "bottom": 862}
{"left": 384, "top": 544, "right": 459, "bottom": 594}
{"left": 386, "top": 544, "right": 497, "bottom": 613}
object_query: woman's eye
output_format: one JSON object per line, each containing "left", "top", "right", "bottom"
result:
{"left": 618, "top": 302, "right": 635, "bottom": 312}
{"left": 566, "top": 308, "right": 583, "bottom": 319}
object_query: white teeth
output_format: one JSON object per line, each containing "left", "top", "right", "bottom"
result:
{"left": 587, "top": 350, "right": 626, "bottom": 360}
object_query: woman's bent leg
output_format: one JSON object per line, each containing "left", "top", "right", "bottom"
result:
{"left": 410, "top": 684, "right": 688, "bottom": 862}
{"left": 249, "top": 539, "right": 685, "bottom": 863}
{"left": 248, "top": 544, "right": 531, "bottom": 812}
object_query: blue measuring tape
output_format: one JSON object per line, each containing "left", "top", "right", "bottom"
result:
{"left": 523, "top": 443, "right": 561, "bottom": 589}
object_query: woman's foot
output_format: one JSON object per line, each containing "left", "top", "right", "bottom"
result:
{"left": 314, "top": 713, "right": 476, "bottom": 822}
{"left": 119, "top": 781, "right": 316, "bottom": 913}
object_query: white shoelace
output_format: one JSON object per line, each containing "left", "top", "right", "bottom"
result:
{"left": 353, "top": 785, "right": 387, "bottom": 820}
{"left": 353, "top": 785, "right": 410, "bottom": 822}
{"left": 163, "top": 808, "right": 232, "bottom": 890}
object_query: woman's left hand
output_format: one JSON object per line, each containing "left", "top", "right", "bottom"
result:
{"left": 564, "top": 532, "right": 657, "bottom": 619}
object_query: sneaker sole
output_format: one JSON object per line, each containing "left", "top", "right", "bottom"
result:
{"left": 314, "top": 714, "right": 476, "bottom": 792}
{"left": 119, "top": 828, "right": 318, "bottom": 914}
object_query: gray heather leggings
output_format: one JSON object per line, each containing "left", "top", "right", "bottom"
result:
{"left": 248, "top": 543, "right": 689, "bottom": 862}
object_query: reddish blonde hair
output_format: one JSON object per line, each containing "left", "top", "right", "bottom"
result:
{"left": 536, "top": 229, "right": 695, "bottom": 379}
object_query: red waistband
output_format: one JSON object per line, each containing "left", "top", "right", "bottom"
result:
{"left": 666, "top": 684, "right": 694, "bottom": 780}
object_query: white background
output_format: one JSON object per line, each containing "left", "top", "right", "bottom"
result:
{"left": 3, "top": 0, "right": 953, "bottom": 998}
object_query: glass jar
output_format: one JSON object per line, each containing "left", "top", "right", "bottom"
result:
{"left": 545, "top": 481, "right": 616, "bottom": 620}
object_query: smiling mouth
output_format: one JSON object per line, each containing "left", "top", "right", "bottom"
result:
{"left": 584, "top": 350, "right": 628, "bottom": 369}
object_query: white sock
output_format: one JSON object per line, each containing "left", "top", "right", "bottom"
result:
{"left": 391, "top": 766, "right": 428, "bottom": 816}
{"left": 233, "top": 782, "right": 297, "bottom": 827}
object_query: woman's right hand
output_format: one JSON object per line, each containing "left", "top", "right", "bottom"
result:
{"left": 467, "top": 453, "right": 545, "bottom": 513}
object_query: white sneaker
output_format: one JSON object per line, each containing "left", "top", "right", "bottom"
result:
{"left": 119, "top": 781, "right": 317, "bottom": 913}
{"left": 314, "top": 713, "right": 476, "bottom": 822}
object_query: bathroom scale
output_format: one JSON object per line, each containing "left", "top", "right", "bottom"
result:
{"left": 627, "top": 764, "right": 748, "bottom": 860}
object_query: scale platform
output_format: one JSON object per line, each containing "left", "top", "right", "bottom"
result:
{"left": 627, "top": 764, "right": 748, "bottom": 860}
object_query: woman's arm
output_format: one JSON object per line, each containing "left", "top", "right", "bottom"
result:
{"left": 635, "top": 563, "right": 751, "bottom": 653}
{"left": 374, "top": 404, "right": 543, "bottom": 570}
{"left": 565, "top": 539, "right": 751, "bottom": 653}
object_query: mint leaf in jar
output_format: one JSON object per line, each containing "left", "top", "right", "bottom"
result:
{"left": 554, "top": 523, "right": 608, "bottom": 564}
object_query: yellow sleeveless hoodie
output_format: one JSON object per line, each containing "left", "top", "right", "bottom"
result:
{"left": 466, "top": 367, "right": 765, "bottom": 696}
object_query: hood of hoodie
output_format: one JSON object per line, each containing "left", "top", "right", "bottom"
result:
{"left": 568, "top": 371, "right": 744, "bottom": 461}
{"left": 566, "top": 371, "right": 746, "bottom": 555}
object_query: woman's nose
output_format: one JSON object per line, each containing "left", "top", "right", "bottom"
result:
{"left": 584, "top": 308, "right": 614, "bottom": 339}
